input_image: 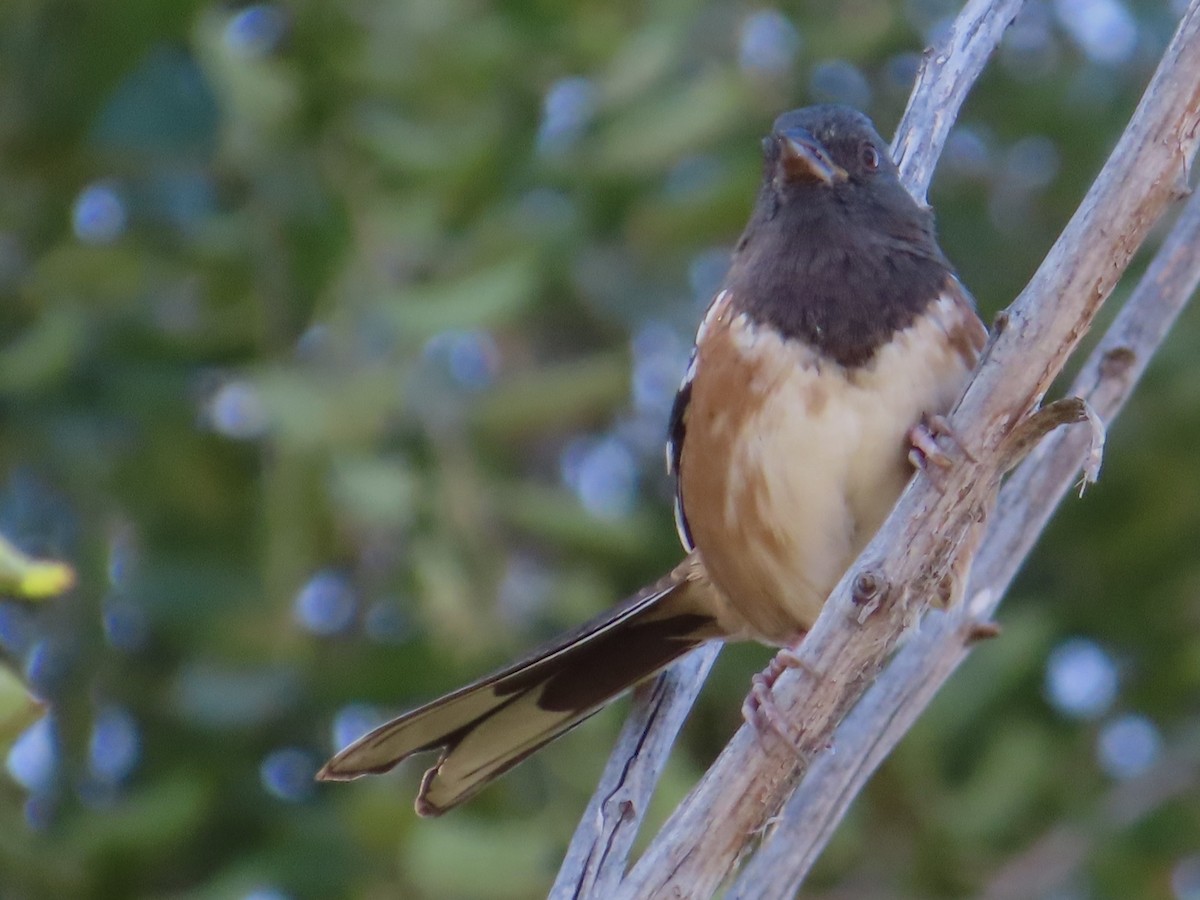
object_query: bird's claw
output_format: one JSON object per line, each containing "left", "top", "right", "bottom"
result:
{"left": 741, "top": 648, "right": 813, "bottom": 757}
{"left": 908, "top": 414, "right": 971, "bottom": 486}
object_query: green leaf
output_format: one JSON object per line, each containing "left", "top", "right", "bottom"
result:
{"left": 379, "top": 254, "right": 540, "bottom": 340}
{"left": 0, "top": 307, "right": 89, "bottom": 396}
{"left": 328, "top": 454, "right": 418, "bottom": 528}
{"left": 404, "top": 817, "right": 557, "bottom": 899}
{"left": 471, "top": 352, "right": 630, "bottom": 439}
{"left": 0, "top": 664, "right": 40, "bottom": 742}
{"left": 490, "top": 481, "right": 663, "bottom": 563}
{"left": 253, "top": 367, "right": 400, "bottom": 449}
{"left": 588, "top": 71, "right": 750, "bottom": 175}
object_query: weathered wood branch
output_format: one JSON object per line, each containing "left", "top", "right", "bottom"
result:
{"left": 892, "top": 0, "right": 1028, "bottom": 201}
{"left": 550, "top": 1, "right": 1024, "bottom": 894}
{"left": 615, "top": 2, "right": 1200, "bottom": 895}
{"left": 548, "top": 645, "right": 719, "bottom": 900}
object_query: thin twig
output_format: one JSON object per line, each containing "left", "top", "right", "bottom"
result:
{"left": 892, "top": 0, "right": 1028, "bottom": 201}
{"left": 548, "top": 645, "right": 719, "bottom": 900}
{"left": 618, "top": 3, "right": 1200, "bottom": 896}
{"left": 729, "top": 174, "right": 1200, "bottom": 899}
{"left": 551, "top": 1, "right": 1026, "bottom": 892}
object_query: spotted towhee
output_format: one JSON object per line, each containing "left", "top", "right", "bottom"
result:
{"left": 318, "top": 104, "right": 988, "bottom": 816}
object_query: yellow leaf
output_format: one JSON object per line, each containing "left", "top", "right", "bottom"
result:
{"left": 0, "top": 534, "right": 76, "bottom": 602}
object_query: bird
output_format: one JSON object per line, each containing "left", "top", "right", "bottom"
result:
{"left": 317, "top": 104, "right": 988, "bottom": 816}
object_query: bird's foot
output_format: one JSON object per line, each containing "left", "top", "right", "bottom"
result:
{"left": 741, "top": 646, "right": 814, "bottom": 756}
{"left": 908, "top": 414, "right": 971, "bottom": 485}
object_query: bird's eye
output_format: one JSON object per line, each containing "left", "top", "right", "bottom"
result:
{"left": 861, "top": 143, "right": 880, "bottom": 171}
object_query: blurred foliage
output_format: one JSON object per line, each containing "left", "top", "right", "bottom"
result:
{"left": 0, "top": 0, "right": 1198, "bottom": 898}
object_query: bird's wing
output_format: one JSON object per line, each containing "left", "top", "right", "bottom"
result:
{"left": 667, "top": 288, "right": 736, "bottom": 553}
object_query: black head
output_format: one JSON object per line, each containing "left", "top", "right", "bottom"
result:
{"left": 767, "top": 105, "right": 892, "bottom": 187}
{"left": 730, "top": 105, "right": 956, "bottom": 367}
{"left": 756, "top": 104, "right": 913, "bottom": 221}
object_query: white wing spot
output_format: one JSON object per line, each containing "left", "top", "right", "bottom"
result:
{"left": 695, "top": 290, "right": 729, "bottom": 344}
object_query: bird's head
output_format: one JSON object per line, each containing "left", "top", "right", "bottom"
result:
{"left": 764, "top": 104, "right": 898, "bottom": 191}
{"left": 743, "top": 104, "right": 932, "bottom": 255}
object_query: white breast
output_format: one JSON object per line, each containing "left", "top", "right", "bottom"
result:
{"left": 678, "top": 292, "right": 981, "bottom": 645}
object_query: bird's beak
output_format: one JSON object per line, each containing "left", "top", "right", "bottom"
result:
{"left": 778, "top": 127, "right": 848, "bottom": 186}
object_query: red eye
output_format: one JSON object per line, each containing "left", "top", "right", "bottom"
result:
{"left": 861, "top": 143, "right": 880, "bottom": 171}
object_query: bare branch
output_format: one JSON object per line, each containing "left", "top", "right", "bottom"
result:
{"left": 548, "top": 645, "right": 719, "bottom": 900}
{"left": 551, "top": 0, "right": 1024, "bottom": 893}
{"left": 891, "top": 0, "right": 1028, "bottom": 202}
{"left": 618, "top": 4, "right": 1200, "bottom": 896}
{"left": 729, "top": 172, "right": 1200, "bottom": 899}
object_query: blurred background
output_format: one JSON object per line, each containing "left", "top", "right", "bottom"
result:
{"left": 0, "top": 0, "right": 1198, "bottom": 897}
